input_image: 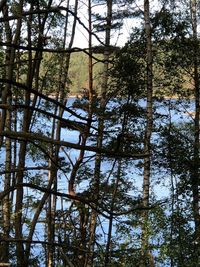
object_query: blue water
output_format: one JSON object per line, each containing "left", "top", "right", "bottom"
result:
{"left": 0, "top": 97, "right": 195, "bottom": 265}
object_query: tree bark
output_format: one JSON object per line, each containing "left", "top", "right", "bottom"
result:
{"left": 15, "top": 1, "right": 54, "bottom": 264}
{"left": 1, "top": 1, "right": 23, "bottom": 264}
{"left": 190, "top": 0, "right": 200, "bottom": 262}
{"left": 104, "top": 160, "right": 121, "bottom": 267}
{"left": 141, "top": 0, "right": 154, "bottom": 266}
{"left": 86, "top": 1, "right": 113, "bottom": 266}
{"left": 1, "top": 3, "right": 12, "bottom": 262}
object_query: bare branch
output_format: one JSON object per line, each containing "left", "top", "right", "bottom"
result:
{"left": 0, "top": 183, "right": 166, "bottom": 218}
{"left": 0, "top": 42, "right": 111, "bottom": 63}
{"left": 0, "top": 78, "right": 92, "bottom": 121}
{"left": 0, "top": 6, "right": 105, "bottom": 46}
{"left": 0, "top": 103, "right": 98, "bottom": 132}
{"left": 0, "top": 130, "right": 148, "bottom": 159}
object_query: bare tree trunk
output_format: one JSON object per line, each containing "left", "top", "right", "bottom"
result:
{"left": 1, "top": 90, "right": 11, "bottom": 264}
{"left": 47, "top": 169, "right": 57, "bottom": 267}
{"left": 104, "top": 159, "right": 121, "bottom": 267}
{"left": 141, "top": 0, "right": 154, "bottom": 266}
{"left": 1, "top": 4, "right": 12, "bottom": 262}
{"left": 65, "top": 1, "right": 95, "bottom": 263}
{"left": 14, "top": 0, "right": 54, "bottom": 262}
{"left": 0, "top": 1, "right": 24, "bottom": 265}
{"left": 82, "top": 1, "right": 95, "bottom": 265}
{"left": 24, "top": 1, "right": 78, "bottom": 265}
{"left": 86, "top": 1, "right": 113, "bottom": 266}
{"left": 47, "top": 128, "right": 57, "bottom": 267}
{"left": 190, "top": 0, "right": 200, "bottom": 262}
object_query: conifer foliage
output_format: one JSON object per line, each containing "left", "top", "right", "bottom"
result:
{"left": 0, "top": 0, "right": 200, "bottom": 266}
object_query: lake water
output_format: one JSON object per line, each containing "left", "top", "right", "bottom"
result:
{"left": 0, "top": 97, "right": 195, "bottom": 266}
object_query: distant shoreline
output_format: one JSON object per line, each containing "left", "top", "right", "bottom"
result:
{"left": 47, "top": 94, "right": 82, "bottom": 99}
{"left": 46, "top": 93, "right": 195, "bottom": 101}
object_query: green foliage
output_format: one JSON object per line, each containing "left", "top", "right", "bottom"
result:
{"left": 68, "top": 52, "right": 104, "bottom": 94}
{"left": 110, "top": 39, "right": 146, "bottom": 98}
{"left": 2, "top": 0, "right": 200, "bottom": 266}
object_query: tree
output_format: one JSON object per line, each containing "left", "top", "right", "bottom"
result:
{"left": 189, "top": 1, "right": 200, "bottom": 261}
{"left": 141, "top": 0, "right": 154, "bottom": 265}
{"left": 2, "top": 0, "right": 200, "bottom": 266}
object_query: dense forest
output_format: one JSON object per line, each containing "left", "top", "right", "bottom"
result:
{"left": 0, "top": 0, "right": 200, "bottom": 266}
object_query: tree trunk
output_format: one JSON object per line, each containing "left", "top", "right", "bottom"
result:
{"left": 24, "top": 1, "right": 78, "bottom": 264}
{"left": 1, "top": 1, "right": 23, "bottom": 265}
{"left": 141, "top": 0, "right": 154, "bottom": 266}
{"left": 86, "top": 0, "right": 113, "bottom": 265}
{"left": 1, "top": 4, "right": 12, "bottom": 262}
{"left": 190, "top": 0, "right": 200, "bottom": 262}
{"left": 104, "top": 160, "right": 121, "bottom": 267}
{"left": 2, "top": 94, "right": 11, "bottom": 264}
{"left": 14, "top": 0, "right": 49, "bottom": 263}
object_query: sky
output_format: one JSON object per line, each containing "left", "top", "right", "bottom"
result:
{"left": 56, "top": 0, "right": 161, "bottom": 49}
{"left": 64, "top": 0, "right": 136, "bottom": 48}
{"left": 72, "top": 17, "right": 133, "bottom": 48}
{"left": 67, "top": 0, "right": 163, "bottom": 48}
{"left": 73, "top": 24, "right": 131, "bottom": 48}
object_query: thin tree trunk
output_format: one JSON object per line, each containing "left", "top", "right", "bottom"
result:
{"left": 67, "top": 1, "right": 95, "bottom": 261}
{"left": 24, "top": 1, "right": 78, "bottom": 264}
{"left": 86, "top": 1, "right": 113, "bottom": 266}
{"left": 47, "top": 127, "right": 57, "bottom": 267}
{"left": 2, "top": 94, "right": 11, "bottom": 264}
{"left": 23, "top": 1, "right": 48, "bottom": 260}
{"left": 190, "top": 0, "right": 200, "bottom": 262}
{"left": 83, "top": 1, "right": 95, "bottom": 265}
{"left": 167, "top": 101, "right": 175, "bottom": 267}
{"left": 104, "top": 159, "right": 121, "bottom": 267}
{"left": 1, "top": 1, "right": 24, "bottom": 265}
{"left": 1, "top": 4, "right": 12, "bottom": 262}
{"left": 141, "top": 0, "right": 154, "bottom": 266}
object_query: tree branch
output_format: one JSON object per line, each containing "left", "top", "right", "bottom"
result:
{"left": 0, "top": 79, "right": 92, "bottom": 121}
{"left": 0, "top": 130, "right": 148, "bottom": 159}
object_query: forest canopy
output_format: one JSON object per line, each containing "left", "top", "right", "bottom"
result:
{"left": 0, "top": 0, "right": 200, "bottom": 266}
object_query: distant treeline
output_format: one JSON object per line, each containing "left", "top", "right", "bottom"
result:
{"left": 68, "top": 51, "right": 104, "bottom": 95}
